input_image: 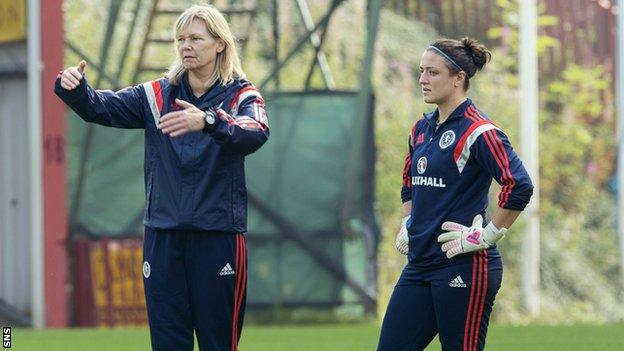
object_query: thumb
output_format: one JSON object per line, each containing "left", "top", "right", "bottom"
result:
{"left": 77, "top": 60, "right": 87, "bottom": 74}
{"left": 472, "top": 214, "right": 483, "bottom": 228}
{"left": 175, "top": 98, "right": 194, "bottom": 109}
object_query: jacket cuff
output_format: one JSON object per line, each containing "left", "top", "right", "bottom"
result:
{"left": 54, "top": 75, "right": 88, "bottom": 102}
{"left": 202, "top": 108, "right": 223, "bottom": 134}
{"left": 401, "top": 186, "right": 411, "bottom": 203}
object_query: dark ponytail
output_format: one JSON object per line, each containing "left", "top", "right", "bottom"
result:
{"left": 428, "top": 37, "right": 492, "bottom": 90}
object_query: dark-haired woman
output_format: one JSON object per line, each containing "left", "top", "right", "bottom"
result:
{"left": 378, "top": 37, "right": 533, "bottom": 351}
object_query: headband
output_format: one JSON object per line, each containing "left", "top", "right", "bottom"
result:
{"left": 428, "top": 45, "right": 466, "bottom": 74}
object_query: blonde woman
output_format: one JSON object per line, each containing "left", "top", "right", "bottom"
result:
{"left": 56, "top": 5, "right": 268, "bottom": 350}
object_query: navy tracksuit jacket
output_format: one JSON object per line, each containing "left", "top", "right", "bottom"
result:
{"left": 55, "top": 74, "right": 268, "bottom": 232}
{"left": 401, "top": 99, "right": 533, "bottom": 268}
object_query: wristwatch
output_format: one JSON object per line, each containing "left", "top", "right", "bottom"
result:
{"left": 202, "top": 109, "right": 217, "bottom": 133}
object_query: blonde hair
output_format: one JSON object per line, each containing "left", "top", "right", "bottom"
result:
{"left": 166, "top": 5, "right": 245, "bottom": 87}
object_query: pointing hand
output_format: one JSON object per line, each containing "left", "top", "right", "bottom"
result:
{"left": 60, "top": 60, "right": 87, "bottom": 90}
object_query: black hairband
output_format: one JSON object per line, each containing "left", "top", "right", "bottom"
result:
{"left": 428, "top": 46, "right": 469, "bottom": 76}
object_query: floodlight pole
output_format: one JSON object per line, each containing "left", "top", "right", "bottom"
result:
{"left": 27, "top": 0, "right": 45, "bottom": 329}
{"left": 519, "top": 0, "right": 540, "bottom": 317}
{"left": 617, "top": 0, "right": 624, "bottom": 294}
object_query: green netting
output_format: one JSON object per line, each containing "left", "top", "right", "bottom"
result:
{"left": 67, "top": 90, "right": 378, "bottom": 308}
{"left": 67, "top": 118, "right": 145, "bottom": 234}
{"left": 245, "top": 92, "right": 378, "bottom": 306}
{"left": 248, "top": 92, "right": 365, "bottom": 234}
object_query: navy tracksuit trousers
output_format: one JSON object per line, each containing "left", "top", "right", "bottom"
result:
{"left": 378, "top": 252, "right": 502, "bottom": 351}
{"left": 142, "top": 227, "right": 247, "bottom": 351}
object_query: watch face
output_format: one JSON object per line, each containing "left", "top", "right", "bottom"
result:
{"left": 205, "top": 111, "right": 216, "bottom": 124}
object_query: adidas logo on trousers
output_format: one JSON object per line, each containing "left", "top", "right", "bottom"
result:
{"left": 219, "top": 263, "right": 235, "bottom": 276}
{"left": 449, "top": 275, "right": 467, "bottom": 288}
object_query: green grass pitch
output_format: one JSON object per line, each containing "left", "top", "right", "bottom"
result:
{"left": 13, "top": 323, "right": 624, "bottom": 350}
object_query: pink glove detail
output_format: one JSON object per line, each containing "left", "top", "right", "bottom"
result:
{"left": 437, "top": 215, "right": 506, "bottom": 259}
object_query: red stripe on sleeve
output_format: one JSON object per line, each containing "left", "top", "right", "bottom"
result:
{"left": 216, "top": 109, "right": 268, "bottom": 132}
{"left": 453, "top": 119, "right": 490, "bottom": 162}
{"left": 229, "top": 85, "right": 258, "bottom": 111}
{"left": 484, "top": 129, "right": 515, "bottom": 207}
{"left": 465, "top": 106, "right": 483, "bottom": 122}
{"left": 466, "top": 108, "right": 516, "bottom": 207}
{"left": 490, "top": 131, "right": 516, "bottom": 207}
{"left": 402, "top": 124, "right": 417, "bottom": 188}
{"left": 482, "top": 130, "right": 510, "bottom": 205}
{"left": 151, "top": 80, "right": 163, "bottom": 113}
{"left": 402, "top": 151, "right": 412, "bottom": 187}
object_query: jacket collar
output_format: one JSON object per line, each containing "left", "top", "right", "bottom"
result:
{"left": 423, "top": 98, "right": 472, "bottom": 127}
{"left": 177, "top": 73, "right": 246, "bottom": 111}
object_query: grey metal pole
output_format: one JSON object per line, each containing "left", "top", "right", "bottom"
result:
{"left": 27, "top": 0, "right": 45, "bottom": 329}
{"left": 519, "top": 0, "right": 540, "bottom": 317}
{"left": 617, "top": 0, "right": 624, "bottom": 294}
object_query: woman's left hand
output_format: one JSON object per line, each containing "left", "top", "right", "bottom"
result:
{"left": 159, "top": 98, "right": 206, "bottom": 137}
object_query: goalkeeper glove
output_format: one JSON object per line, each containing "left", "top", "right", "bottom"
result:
{"left": 437, "top": 214, "right": 506, "bottom": 259}
{"left": 395, "top": 216, "right": 410, "bottom": 255}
